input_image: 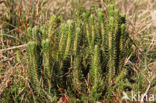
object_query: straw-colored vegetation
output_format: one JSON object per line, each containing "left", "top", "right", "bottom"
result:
{"left": 0, "top": 0, "right": 155, "bottom": 102}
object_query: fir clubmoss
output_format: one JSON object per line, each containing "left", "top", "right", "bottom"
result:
{"left": 28, "top": 41, "right": 41, "bottom": 94}
{"left": 89, "top": 45, "right": 102, "bottom": 101}
{"left": 82, "top": 13, "right": 91, "bottom": 46}
{"left": 25, "top": 4, "right": 132, "bottom": 102}
{"left": 48, "top": 15, "right": 57, "bottom": 37}
{"left": 120, "top": 24, "right": 126, "bottom": 51}
{"left": 41, "top": 39, "right": 52, "bottom": 92}
{"left": 90, "top": 15, "right": 95, "bottom": 47}
{"left": 58, "top": 24, "right": 67, "bottom": 59}
{"left": 64, "top": 20, "right": 73, "bottom": 59}
{"left": 40, "top": 25, "right": 48, "bottom": 40}
{"left": 107, "top": 4, "right": 114, "bottom": 17}
{"left": 97, "top": 9, "right": 105, "bottom": 47}
{"left": 73, "top": 27, "right": 80, "bottom": 56}
{"left": 32, "top": 26, "right": 41, "bottom": 45}
{"left": 108, "top": 17, "right": 115, "bottom": 85}
{"left": 72, "top": 56, "right": 82, "bottom": 91}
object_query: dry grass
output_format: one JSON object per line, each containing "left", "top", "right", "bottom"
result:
{"left": 0, "top": 0, "right": 155, "bottom": 102}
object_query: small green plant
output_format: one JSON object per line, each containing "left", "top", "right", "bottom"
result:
{"left": 64, "top": 20, "right": 73, "bottom": 59}
{"left": 28, "top": 41, "right": 41, "bottom": 95}
{"left": 41, "top": 39, "right": 52, "bottom": 92}
{"left": 89, "top": 45, "right": 102, "bottom": 101}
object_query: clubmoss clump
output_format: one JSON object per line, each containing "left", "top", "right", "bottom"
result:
{"left": 26, "top": 2, "right": 132, "bottom": 102}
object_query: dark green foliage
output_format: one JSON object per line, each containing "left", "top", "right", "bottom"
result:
{"left": 26, "top": 3, "right": 132, "bottom": 102}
